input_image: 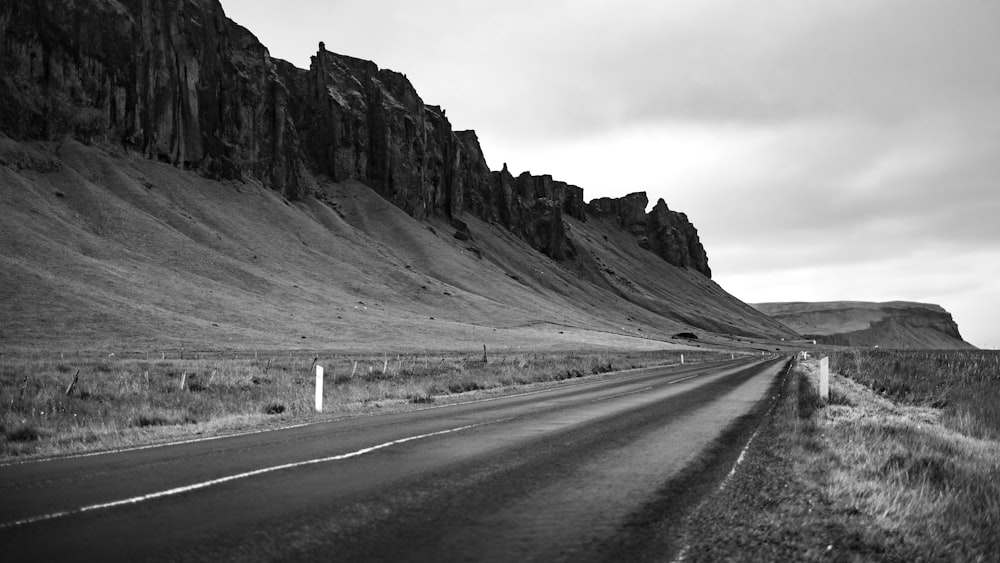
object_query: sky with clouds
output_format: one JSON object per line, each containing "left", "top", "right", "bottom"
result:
{"left": 222, "top": 0, "right": 1000, "bottom": 348}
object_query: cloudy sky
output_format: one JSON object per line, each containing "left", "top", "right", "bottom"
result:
{"left": 222, "top": 0, "right": 999, "bottom": 348}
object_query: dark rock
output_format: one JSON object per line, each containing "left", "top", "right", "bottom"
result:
{"left": 0, "top": 0, "right": 307, "bottom": 199}
{"left": 647, "top": 198, "right": 711, "bottom": 277}
{"left": 0, "top": 0, "right": 708, "bottom": 272}
{"left": 588, "top": 193, "right": 711, "bottom": 277}
{"left": 589, "top": 192, "right": 649, "bottom": 232}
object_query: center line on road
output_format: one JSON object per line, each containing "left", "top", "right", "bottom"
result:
{"left": 0, "top": 418, "right": 510, "bottom": 530}
{"left": 589, "top": 386, "right": 654, "bottom": 403}
{"left": 4, "top": 362, "right": 716, "bottom": 467}
{"left": 586, "top": 373, "right": 702, "bottom": 403}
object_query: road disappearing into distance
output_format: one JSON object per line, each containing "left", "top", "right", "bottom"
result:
{"left": 2, "top": 356, "right": 789, "bottom": 561}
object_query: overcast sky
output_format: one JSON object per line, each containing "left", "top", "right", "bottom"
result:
{"left": 222, "top": 0, "right": 999, "bottom": 348}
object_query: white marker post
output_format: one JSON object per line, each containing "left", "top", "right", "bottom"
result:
{"left": 819, "top": 357, "right": 829, "bottom": 402}
{"left": 315, "top": 365, "right": 324, "bottom": 413}
{"left": 680, "top": 354, "right": 684, "bottom": 365}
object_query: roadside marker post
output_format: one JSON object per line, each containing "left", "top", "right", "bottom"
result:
{"left": 680, "top": 354, "right": 684, "bottom": 365}
{"left": 315, "top": 365, "right": 324, "bottom": 413}
{"left": 819, "top": 357, "right": 829, "bottom": 402}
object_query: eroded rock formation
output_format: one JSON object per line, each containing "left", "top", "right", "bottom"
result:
{"left": 588, "top": 193, "right": 710, "bottom": 276}
{"left": 0, "top": 0, "right": 710, "bottom": 275}
{"left": 0, "top": 0, "right": 308, "bottom": 198}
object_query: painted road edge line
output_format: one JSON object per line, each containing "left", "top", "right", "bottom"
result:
{"left": 671, "top": 358, "right": 791, "bottom": 563}
{"left": 0, "top": 418, "right": 509, "bottom": 530}
{"left": 3, "top": 360, "right": 731, "bottom": 467}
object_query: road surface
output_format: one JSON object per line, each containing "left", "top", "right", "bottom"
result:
{"left": 1, "top": 356, "right": 788, "bottom": 561}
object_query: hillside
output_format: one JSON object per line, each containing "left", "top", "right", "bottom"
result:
{"left": 0, "top": 0, "right": 796, "bottom": 353}
{"left": 752, "top": 301, "right": 974, "bottom": 349}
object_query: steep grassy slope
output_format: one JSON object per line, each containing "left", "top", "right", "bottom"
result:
{"left": 1, "top": 138, "right": 794, "bottom": 353}
{"left": 752, "top": 301, "right": 973, "bottom": 349}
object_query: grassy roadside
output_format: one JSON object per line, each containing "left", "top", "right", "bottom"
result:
{"left": 829, "top": 349, "right": 1000, "bottom": 440}
{"left": 0, "top": 348, "right": 728, "bottom": 461}
{"left": 679, "top": 353, "right": 1000, "bottom": 562}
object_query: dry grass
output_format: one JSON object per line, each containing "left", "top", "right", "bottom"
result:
{"left": 0, "top": 348, "right": 728, "bottom": 460}
{"left": 682, "top": 354, "right": 1000, "bottom": 561}
{"left": 829, "top": 349, "right": 1000, "bottom": 440}
{"left": 801, "top": 358, "right": 1000, "bottom": 559}
{"left": 681, "top": 359, "right": 891, "bottom": 562}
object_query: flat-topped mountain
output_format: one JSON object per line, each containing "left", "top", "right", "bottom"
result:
{"left": 752, "top": 301, "right": 974, "bottom": 349}
{"left": 0, "top": 0, "right": 795, "bottom": 351}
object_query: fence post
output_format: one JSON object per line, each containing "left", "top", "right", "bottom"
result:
{"left": 315, "top": 365, "right": 324, "bottom": 413}
{"left": 819, "top": 357, "right": 829, "bottom": 401}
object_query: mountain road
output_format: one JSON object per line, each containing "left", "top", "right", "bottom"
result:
{"left": 1, "top": 356, "right": 789, "bottom": 562}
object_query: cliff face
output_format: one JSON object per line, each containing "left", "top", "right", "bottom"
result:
{"left": 0, "top": 0, "right": 709, "bottom": 275}
{"left": 752, "top": 301, "right": 974, "bottom": 349}
{"left": 296, "top": 47, "right": 455, "bottom": 219}
{"left": 0, "top": 0, "right": 308, "bottom": 197}
{"left": 588, "top": 193, "right": 710, "bottom": 277}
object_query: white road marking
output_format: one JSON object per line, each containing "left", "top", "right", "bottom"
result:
{"left": 587, "top": 373, "right": 706, "bottom": 404}
{"left": 0, "top": 422, "right": 317, "bottom": 468}
{"left": 717, "top": 375, "right": 785, "bottom": 492}
{"left": 417, "top": 362, "right": 699, "bottom": 411}
{"left": 671, "top": 360, "right": 790, "bottom": 563}
{"left": 588, "top": 386, "right": 655, "bottom": 403}
{"left": 0, "top": 419, "right": 507, "bottom": 529}
{"left": 3, "top": 361, "right": 719, "bottom": 467}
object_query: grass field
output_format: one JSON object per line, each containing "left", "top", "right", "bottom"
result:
{"left": 0, "top": 348, "right": 730, "bottom": 459}
{"left": 683, "top": 350, "right": 1000, "bottom": 561}
{"left": 829, "top": 349, "right": 1000, "bottom": 440}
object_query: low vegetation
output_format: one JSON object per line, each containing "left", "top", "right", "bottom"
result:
{"left": 829, "top": 349, "right": 1000, "bottom": 440}
{"left": 0, "top": 348, "right": 725, "bottom": 459}
{"left": 682, "top": 350, "right": 1000, "bottom": 561}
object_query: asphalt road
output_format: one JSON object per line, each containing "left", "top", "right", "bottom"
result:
{"left": 1, "top": 356, "right": 788, "bottom": 562}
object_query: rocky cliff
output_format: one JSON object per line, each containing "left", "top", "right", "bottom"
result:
{"left": 588, "top": 193, "right": 710, "bottom": 276}
{"left": 752, "top": 301, "right": 974, "bottom": 349}
{"left": 0, "top": 0, "right": 310, "bottom": 197}
{"left": 1, "top": 0, "right": 711, "bottom": 274}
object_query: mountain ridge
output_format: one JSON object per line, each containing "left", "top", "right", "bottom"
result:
{"left": 0, "top": 0, "right": 797, "bottom": 351}
{"left": 0, "top": 0, "right": 709, "bottom": 275}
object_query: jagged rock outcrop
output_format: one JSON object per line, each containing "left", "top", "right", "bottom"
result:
{"left": 0, "top": 0, "right": 308, "bottom": 198}
{"left": 453, "top": 130, "right": 493, "bottom": 221}
{"left": 753, "top": 301, "right": 974, "bottom": 349}
{"left": 0, "top": 0, "right": 709, "bottom": 273}
{"left": 588, "top": 192, "right": 649, "bottom": 231}
{"left": 647, "top": 199, "right": 710, "bottom": 277}
{"left": 588, "top": 193, "right": 710, "bottom": 277}
{"left": 298, "top": 46, "right": 457, "bottom": 218}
